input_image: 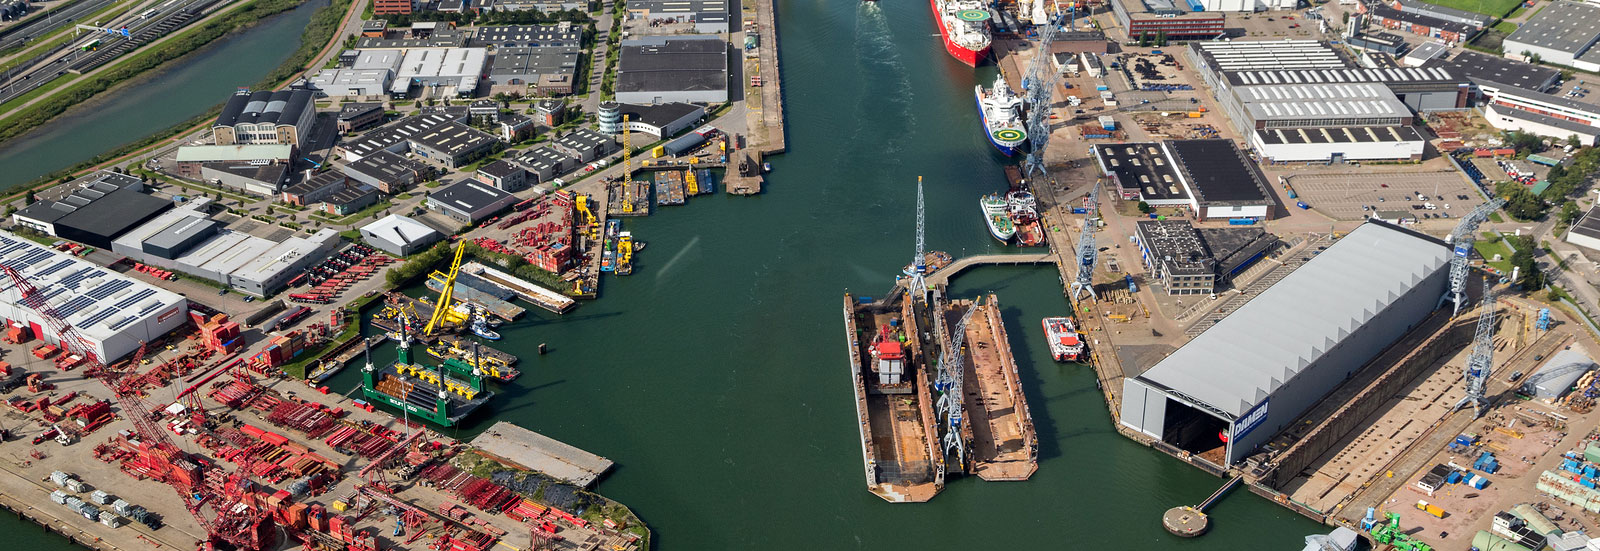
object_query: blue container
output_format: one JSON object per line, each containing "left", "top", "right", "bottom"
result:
{"left": 1446, "top": 472, "right": 1462, "bottom": 484}
{"left": 1228, "top": 218, "right": 1255, "bottom": 225}
{"left": 1148, "top": 214, "right": 1159, "bottom": 219}
{"left": 1072, "top": 207, "right": 1087, "bottom": 214}
{"left": 1126, "top": 275, "right": 1138, "bottom": 293}
{"left": 1470, "top": 476, "right": 1488, "bottom": 490}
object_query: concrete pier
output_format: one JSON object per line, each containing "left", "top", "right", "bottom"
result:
{"left": 1162, "top": 506, "right": 1209, "bottom": 537}
{"left": 725, "top": 0, "right": 785, "bottom": 195}
{"left": 469, "top": 421, "right": 615, "bottom": 488}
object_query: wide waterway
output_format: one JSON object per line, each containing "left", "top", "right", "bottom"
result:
{"left": 6, "top": 0, "right": 1327, "bottom": 548}
{"left": 0, "top": 0, "right": 326, "bottom": 190}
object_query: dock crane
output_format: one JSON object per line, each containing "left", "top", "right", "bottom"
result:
{"left": 423, "top": 241, "right": 469, "bottom": 336}
{"left": 1454, "top": 279, "right": 1498, "bottom": 418}
{"left": 1021, "top": 13, "right": 1063, "bottom": 180}
{"left": 1438, "top": 197, "right": 1507, "bottom": 317}
{"left": 903, "top": 176, "right": 928, "bottom": 301}
{"left": 1070, "top": 180, "right": 1101, "bottom": 302}
{"left": 933, "top": 302, "right": 978, "bottom": 471}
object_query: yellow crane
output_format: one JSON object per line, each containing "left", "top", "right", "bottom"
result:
{"left": 621, "top": 114, "right": 633, "bottom": 214}
{"left": 576, "top": 194, "right": 599, "bottom": 240}
{"left": 423, "top": 241, "right": 469, "bottom": 336}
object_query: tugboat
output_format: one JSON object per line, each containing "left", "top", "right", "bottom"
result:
{"left": 1008, "top": 190, "right": 1046, "bottom": 247}
{"left": 468, "top": 304, "right": 500, "bottom": 341}
{"left": 981, "top": 194, "right": 1016, "bottom": 243}
{"left": 1041, "top": 317, "right": 1084, "bottom": 362}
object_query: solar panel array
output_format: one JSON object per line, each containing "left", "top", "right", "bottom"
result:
{"left": 0, "top": 233, "right": 180, "bottom": 343}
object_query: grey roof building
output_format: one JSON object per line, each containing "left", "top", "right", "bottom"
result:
{"left": 1120, "top": 221, "right": 1452, "bottom": 466}
{"left": 361, "top": 214, "right": 444, "bottom": 256}
{"left": 473, "top": 23, "right": 582, "bottom": 47}
{"left": 626, "top": 0, "right": 729, "bottom": 33}
{"left": 1391, "top": 0, "right": 1492, "bottom": 28}
{"left": 212, "top": 89, "right": 317, "bottom": 146}
{"left": 616, "top": 36, "right": 728, "bottom": 104}
{"left": 408, "top": 122, "right": 500, "bottom": 168}
{"left": 12, "top": 172, "right": 170, "bottom": 248}
{"left": 342, "top": 150, "right": 433, "bottom": 193}
{"left": 1134, "top": 220, "right": 1278, "bottom": 296}
{"left": 427, "top": 180, "right": 520, "bottom": 223}
{"left": 1522, "top": 348, "right": 1597, "bottom": 400}
{"left": 356, "top": 29, "right": 470, "bottom": 49}
{"left": 517, "top": 146, "right": 573, "bottom": 181}
{"left": 200, "top": 163, "right": 288, "bottom": 197}
{"left": 476, "top": 159, "right": 528, "bottom": 192}
{"left": 1502, "top": 2, "right": 1600, "bottom": 68}
{"left": 553, "top": 128, "right": 616, "bottom": 162}
{"left": 487, "top": 46, "right": 581, "bottom": 87}
{"left": 308, "top": 68, "right": 394, "bottom": 97}
{"left": 338, "top": 113, "right": 462, "bottom": 161}
{"left": 1436, "top": 51, "right": 1560, "bottom": 92}
{"left": 597, "top": 101, "right": 705, "bottom": 136}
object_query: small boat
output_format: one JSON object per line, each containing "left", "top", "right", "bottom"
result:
{"left": 981, "top": 194, "right": 1016, "bottom": 243}
{"left": 1041, "top": 317, "right": 1083, "bottom": 362}
{"left": 1008, "top": 190, "right": 1045, "bottom": 247}
{"left": 1301, "top": 527, "right": 1358, "bottom": 551}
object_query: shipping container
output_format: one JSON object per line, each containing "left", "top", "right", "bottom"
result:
{"left": 1528, "top": 154, "right": 1561, "bottom": 166}
{"left": 1416, "top": 501, "right": 1446, "bottom": 518}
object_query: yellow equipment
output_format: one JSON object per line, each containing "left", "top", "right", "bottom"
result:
{"left": 619, "top": 233, "right": 633, "bottom": 265}
{"left": 576, "top": 194, "right": 599, "bottom": 239}
{"left": 423, "top": 242, "right": 468, "bottom": 336}
{"left": 685, "top": 170, "right": 698, "bottom": 194}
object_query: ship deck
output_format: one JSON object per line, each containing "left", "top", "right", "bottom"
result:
{"left": 425, "top": 278, "right": 526, "bottom": 321}
{"left": 846, "top": 294, "right": 941, "bottom": 503}
{"left": 366, "top": 361, "right": 493, "bottom": 425}
{"left": 949, "top": 296, "right": 1038, "bottom": 481}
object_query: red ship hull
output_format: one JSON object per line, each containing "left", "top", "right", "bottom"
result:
{"left": 930, "top": 0, "right": 989, "bottom": 67}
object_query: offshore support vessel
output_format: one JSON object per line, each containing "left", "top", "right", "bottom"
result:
{"left": 843, "top": 293, "right": 944, "bottom": 503}
{"left": 362, "top": 312, "right": 493, "bottom": 427}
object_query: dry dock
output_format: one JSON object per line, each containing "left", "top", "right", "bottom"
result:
{"left": 843, "top": 293, "right": 944, "bottom": 503}
{"left": 949, "top": 295, "right": 1038, "bottom": 481}
{"left": 461, "top": 261, "right": 577, "bottom": 314}
{"left": 469, "top": 422, "right": 615, "bottom": 488}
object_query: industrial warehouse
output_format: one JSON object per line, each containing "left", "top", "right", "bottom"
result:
{"left": 1119, "top": 221, "right": 1451, "bottom": 466}
{"left": 1092, "top": 139, "right": 1274, "bottom": 222}
{"left": 0, "top": 232, "right": 188, "bottom": 362}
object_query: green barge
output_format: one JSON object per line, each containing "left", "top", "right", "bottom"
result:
{"left": 361, "top": 313, "right": 493, "bottom": 427}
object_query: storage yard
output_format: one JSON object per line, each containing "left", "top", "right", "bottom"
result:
{"left": 1283, "top": 171, "right": 1482, "bottom": 221}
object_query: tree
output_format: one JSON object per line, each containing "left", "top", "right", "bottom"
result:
{"left": 1342, "top": 11, "right": 1350, "bottom": 24}
{"left": 1569, "top": 135, "right": 1584, "bottom": 149}
{"left": 24, "top": 191, "right": 35, "bottom": 205}
{"left": 1507, "top": 235, "right": 1542, "bottom": 289}
{"left": 4, "top": 205, "right": 15, "bottom": 216}
{"left": 1561, "top": 201, "right": 1582, "bottom": 225}
{"left": 1137, "top": 201, "right": 1152, "bottom": 214}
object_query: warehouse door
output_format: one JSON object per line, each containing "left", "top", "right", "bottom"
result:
{"left": 28, "top": 321, "right": 43, "bottom": 344}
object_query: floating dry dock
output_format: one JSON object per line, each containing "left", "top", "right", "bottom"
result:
{"left": 461, "top": 261, "right": 576, "bottom": 314}
{"left": 843, "top": 293, "right": 944, "bottom": 503}
{"left": 947, "top": 295, "right": 1038, "bottom": 481}
{"left": 470, "top": 421, "right": 615, "bottom": 488}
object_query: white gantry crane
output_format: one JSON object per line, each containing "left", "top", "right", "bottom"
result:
{"left": 903, "top": 176, "right": 928, "bottom": 301}
{"left": 1439, "top": 197, "right": 1506, "bottom": 317}
{"left": 1021, "top": 15, "right": 1061, "bottom": 180}
{"left": 934, "top": 302, "right": 977, "bottom": 470}
{"left": 1454, "top": 279, "right": 1498, "bottom": 418}
{"left": 1070, "top": 180, "right": 1101, "bottom": 302}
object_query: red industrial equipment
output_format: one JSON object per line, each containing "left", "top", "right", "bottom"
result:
{"left": 0, "top": 265, "right": 270, "bottom": 550}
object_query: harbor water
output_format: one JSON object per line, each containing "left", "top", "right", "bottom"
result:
{"left": 0, "top": 0, "right": 326, "bottom": 190}
{"left": 2, "top": 0, "right": 1325, "bottom": 548}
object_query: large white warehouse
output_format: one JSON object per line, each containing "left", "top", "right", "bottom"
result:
{"left": 0, "top": 232, "right": 188, "bottom": 362}
{"left": 1119, "top": 221, "right": 1451, "bottom": 466}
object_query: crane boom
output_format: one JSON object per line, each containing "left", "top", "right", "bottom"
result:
{"left": 1454, "top": 279, "right": 1498, "bottom": 418}
{"left": 1070, "top": 180, "right": 1101, "bottom": 302}
{"left": 903, "top": 176, "right": 928, "bottom": 300}
{"left": 1022, "top": 14, "right": 1062, "bottom": 179}
{"left": 423, "top": 241, "right": 468, "bottom": 336}
{"left": 1439, "top": 198, "right": 1506, "bottom": 316}
{"left": 934, "top": 302, "right": 978, "bottom": 470}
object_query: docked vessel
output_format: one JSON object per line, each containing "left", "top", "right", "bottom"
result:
{"left": 981, "top": 194, "right": 1016, "bottom": 243}
{"left": 1008, "top": 190, "right": 1045, "bottom": 247}
{"left": 932, "top": 0, "right": 992, "bottom": 66}
{"left": 1302, "top": 527, "right": 1359, "bottom": 551}
{"left": 362, "top": 312, "right": 493, "bottom": 427}
{"left": 1041, "top": 317, "right": 1084, "bottom": 362}
{"left": 617, "top": 231, "right": 635, "bottom": 276}
{"left": 426, "top": 334, "right": 520, "bottom": 382}
{"left": 975, "top": 74, "right": 1027, "bottom": 156}
{"left": 844, "top": 293, "right": 945, "bottom": 503}
{"left": 600, "top": 219, "right": 621, "bottom": 273}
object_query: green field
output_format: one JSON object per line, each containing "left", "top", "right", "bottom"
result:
{"left": 1494, "top": 20, "right": 1518, "bottom": 34}
{"left": 1415, "top": 0, "right": 1523, "bottom": 17}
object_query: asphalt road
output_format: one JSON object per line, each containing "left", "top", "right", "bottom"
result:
{"left": 0, "top": 0, "right": 122, "bottom": 50}
{"left": 0, "top": 0, "right": 203, "bottom": 105}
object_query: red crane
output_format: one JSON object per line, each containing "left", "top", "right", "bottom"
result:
{"left": 0, "top": 266, "right": 223, "bottom": 545}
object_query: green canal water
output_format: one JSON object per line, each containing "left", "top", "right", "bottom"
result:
{"left": 4, "top": 0, "right": 1327, "bottom": 548}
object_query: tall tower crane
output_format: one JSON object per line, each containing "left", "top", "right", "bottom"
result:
{"left": 0, "top": 265, "right": 229, "bottom": 545}
{"left": 933, "top": 302, "right": 977, "bottom": 471}
{"left": 903, "top": 176, "right": 928, "bottom": 301}
{"left": 1438, "top": 198, "right": 1506, "bottom": 317}
{"left": 1021, "top": 14, "right": 1062, "bottom": 180}
{"left": 621, "top": 115, "right": 634, "bottom": 214}
{"left": 1070, "top": 180, "right": 1101, "bottom": 302}
{"left": 1454, "top": 279, "right": 1498, "bottom": 418}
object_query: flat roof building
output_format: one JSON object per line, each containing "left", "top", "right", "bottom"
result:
{"left": 1436, "top": 50, "right": 1560, "bottom": 93}
{"left": 12, "top": 173, "right": 170, "bottom": 248}
{"left": 1359, "top": 3, "right": 1475, "bottom": 44}
{"left": 627, "top": 0, "right": 729, "bottom": 33}
{"left": 1134, "top": 220, "right": 1277, "bottom": 296}
{"left": 1566, "top": 203, "right": 1600, "bottom": 252}
{"left": 1251, "top": 125, "right": 1426, "bottom": 162}
{"left": 1094, "top": 142, "right": 1190, "bottom": 205}
{"left": 616, "top": 36, "right": 728, "bottom": 104}
{"left": 409, "top": 122, "right": 500, "bottom": 168}
{"left": 427, "top": 180, "right": 519, "bottom": 223}
{"left": 394, "top": 47, "right": 487, "bottom": 98}
{"left": 477, "top": 159, "right": 528, "bottom": 192}
{"left": 1478, "top": 83, "right": 1600, "bottom": 145}
{"left": 517, "top": 146, "right": 574, "bottom": 182}
{"left": 0, "top": 233, "right": 188, "bottom": 362}
{"left": 337, "top": 113, "right": 463, "bottom": 162}
{"left": 473, "top": 23, "right": 581, "bottom": 47}
{"left": 361, "top": 214, "right": 444, "bottom": 257}
{"left": 1120, "top": 221, "right": 1451, "bottom": 466}
{"left": 342, "top": 150, "right": 433, "bottom": 194}
{"left": 553, "top": 128, "right": 616, "bottom": 162}
{"left": 212, "top": 89, "right": 317, "bottom": 147}
{"left": 596, "top": 101, "right": 705, "bottom": 136}
{"left": 1110, "top": 0, "right": 1225, "bottom": 40}
{"left": 1093, "top": 140, "right": 1275, "bottom": 220}
{"left": 337, "top": 102, "right": 386, "bottom": 132}
{"left": 309, "top": 68, "right": 394, "bottom": 97}
{"left": 1390, "top": 0, "right": 1492, "bottom": 28}
{"left": 1502, "top": 2, "right": 1600, "bottom": 69}
{"left": 487, "top": 46, "right": 581, "bottom": 92}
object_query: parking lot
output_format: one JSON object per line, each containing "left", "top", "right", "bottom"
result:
{"left": 1285, "top": 171, "right": 1482, "bottom": 221}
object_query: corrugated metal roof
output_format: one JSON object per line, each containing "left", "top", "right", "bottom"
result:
{"left": 1134, "top": 222, "right": 1450, "bottom": 417}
